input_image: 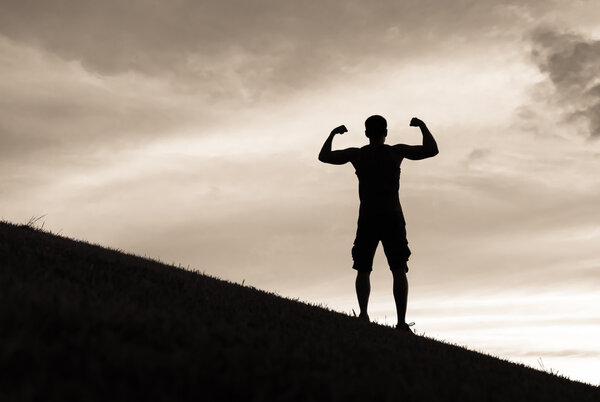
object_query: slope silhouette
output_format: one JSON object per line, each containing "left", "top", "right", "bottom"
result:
{"left": 1, "top": 221, "right": 597, "bottom": 401}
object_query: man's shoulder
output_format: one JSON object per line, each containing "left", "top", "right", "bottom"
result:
{"left": 390, "top": 143, "right": 407, "bottom": 150}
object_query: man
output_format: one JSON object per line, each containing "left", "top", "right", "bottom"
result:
{"left": 318, "top": 115, "right": 438, "bottom": 332}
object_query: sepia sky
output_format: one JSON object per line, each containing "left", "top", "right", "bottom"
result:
{"left": 1, "top": 0, "right": 599, "bottom": 384}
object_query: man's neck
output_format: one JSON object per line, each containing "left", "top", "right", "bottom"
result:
{"left": 369, "top": 138, "right": 385, "bottom": 145}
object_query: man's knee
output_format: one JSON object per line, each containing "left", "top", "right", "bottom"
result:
{"left": 357, "top": 270, "right": 371, "bottom": 278}
{"left": 391, "top": 262, "right": 408, "bottom": 275}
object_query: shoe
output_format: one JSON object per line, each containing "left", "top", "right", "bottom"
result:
{"left": 358, "top": 313, "right": 370, "bottom": 322}
{"left": 396, "top": 322, "right": 415, "bottom": 334}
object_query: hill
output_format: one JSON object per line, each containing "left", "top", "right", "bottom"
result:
{"left": 0, "top": 221, "right": 598, "bottom": 401}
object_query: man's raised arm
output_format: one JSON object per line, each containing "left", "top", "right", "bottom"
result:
{"left": 394, "top": 117, "right": 439, "bottom": 160}
{"left": 318, "top": 125, "right": 359, "bottom": 165}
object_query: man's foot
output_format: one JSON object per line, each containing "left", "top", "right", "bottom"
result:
{"left": 396, "top": 322, "right": 415, "bottom": 334}
{"left": 358, "top": 313, "right": 370, "bottom": 322}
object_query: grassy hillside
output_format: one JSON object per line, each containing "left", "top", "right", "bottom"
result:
{"left": 1, "top": 221, "right": 598, "bottom": 401}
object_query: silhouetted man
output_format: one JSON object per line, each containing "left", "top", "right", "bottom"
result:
{"left": 318, "top": 115, "right": 438, "bottom": 332}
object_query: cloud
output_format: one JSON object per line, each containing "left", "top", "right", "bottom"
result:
{"left": 0, "top": 1, "right": 549, "bottom": 94}
{"left": 517, "top": 349, "right": 600, "bottom": 358}
{"left": 527, "top": 26, "right": 600, "bottom": 138}
{"left": 0, "top": 34, "right": 239, "bottom": 181}
{"left": 0, "top": 0, "right": 561, "bottom": 166}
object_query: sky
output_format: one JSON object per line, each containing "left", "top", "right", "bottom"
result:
{"left": 1, "top": 0, "right": 599, "bottom": 385}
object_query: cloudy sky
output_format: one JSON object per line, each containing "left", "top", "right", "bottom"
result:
{"left": 1, "top": 0, "right": 599, "bottom": 384}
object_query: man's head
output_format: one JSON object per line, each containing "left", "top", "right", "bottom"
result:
{"left": 365, "top": 115, "right": 387, "bottom": 143}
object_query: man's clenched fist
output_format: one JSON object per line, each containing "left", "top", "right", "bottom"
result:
{"left": 409, "top": 118, "right": 425, "bottom": 127}
{"left": 331, "top": 125, "right": 348, "bottom": 135}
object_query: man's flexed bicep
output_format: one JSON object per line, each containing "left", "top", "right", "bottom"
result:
{"left": 319, "top": 148, "right": 360, "bottom": 165}
{"left": 393, "top": 118, "right": 439, "bottom": 160}
{"left": 318, "top": 125, "right": 359, "bottom": 165}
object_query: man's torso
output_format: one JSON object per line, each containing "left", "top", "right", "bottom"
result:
{"left": 351, "top": 144, "right": 404, "bottom": 221}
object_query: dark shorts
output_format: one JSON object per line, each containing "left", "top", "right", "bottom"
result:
{"left": 351, "top": 212, "right": 411, "bottom": 272}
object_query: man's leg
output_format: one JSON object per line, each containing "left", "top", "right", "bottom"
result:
{"left": 355, "top": 270, "right": 371, "bottom": 321}
{"left": 392, "top": 266, "right": 408, "bottom": 326}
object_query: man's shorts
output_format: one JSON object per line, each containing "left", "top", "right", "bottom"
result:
{"left": 351, "top": 212, "right": 411, "bottom": 272}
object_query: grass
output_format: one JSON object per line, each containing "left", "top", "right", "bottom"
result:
{"left": 1, "top": 220, "right": 598, "bottom": 401}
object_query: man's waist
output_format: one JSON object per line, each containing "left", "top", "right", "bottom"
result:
{"left": 359, "top": 202, "right": 403, "bottom": 215}
{"left": 359, "top": 198, "right": 401, "bottom": 208}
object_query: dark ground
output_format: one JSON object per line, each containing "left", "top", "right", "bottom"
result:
{"left": 1, "top": 221, "right": 598, "bottom": 401}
